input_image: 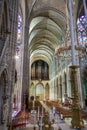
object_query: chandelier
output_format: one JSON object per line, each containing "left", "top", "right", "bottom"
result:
{"left": 54, "top": 42, "right": 86, "bottom": 59}
{"left": 55, "top": 14, "right": 87, "bottom": 59}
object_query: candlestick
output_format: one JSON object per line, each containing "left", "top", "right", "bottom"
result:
{"left": 57, "top": 114, "right": 59, "bottom": 129}
{"left": 40, "top": 116, "right": 42, "bottom": 130}
{"left": 42, "top": 107, "right": 43, "bottom": 117}
{"left": 49, "top": 112, "right": 51, "bottom": 122}
{"left": 38, "top": 106, "right": 40, "bottom": 120}
{"left": 33, "top": 101, "right": 34, "bottom": 109}
{"left": 34, "top": 113, "right": 36, "bottom": 128}
{"left": 39, "top": 116, "right": 42, "bottom": 130}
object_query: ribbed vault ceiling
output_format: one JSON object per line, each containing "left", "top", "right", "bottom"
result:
{"left": 28, "top": 0, "right": 67, "bottom": 65}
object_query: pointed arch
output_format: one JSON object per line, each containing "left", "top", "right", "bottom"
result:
{"left": 36, "top": 83, "right": 44, "bottom": 100}
{"left": 30, "top": 82, "right": 35, "bottom": 98}
{"left": 0, "top": 69, "right": 8, "bottom": 124}
{"left": 45, "top": 82, "right": 49, "bottom": 100}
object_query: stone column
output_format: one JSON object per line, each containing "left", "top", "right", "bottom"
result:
{"left": 59, "top": 76, "right": 62, "bottom": 102}
{"left": 53, "top": 80, "right": 55, "bottom": 100}
{"left": 21, "top": 2, "right": 29, "bottom": 108}
{"left": 68, "top": 0, "right": 76, "bottom": 65}
{"left": 68, "top": 0, "right": 84, "bottom": 128}
{"left": 70, "top": 66, "right": 84, "bottom": 128}
{"left": 57, "top": 77, "right": 59, "bottom": 101}
{"left": 43, "top": 86, "right": 45, "bottom": 100}
{"left": 58, "top": 78, "right": 61, "bottom": 101}
{"left": 8, "top": 0, "right": 18, "bottom": 123}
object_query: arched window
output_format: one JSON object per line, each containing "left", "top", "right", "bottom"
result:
{"left": 15, "top": 9, "right": 23, "bottom": 58}
{"left": 17, "top": 10, "right": 23, "bottom": 45}
{"left": 31, "top": 60, "right": 49, "bottom": 80}
{"left": 77, "top": 15, "right": 87, "bottom": 45}
{"left": 14, "top": 8, "right": 23, "bottom": 110}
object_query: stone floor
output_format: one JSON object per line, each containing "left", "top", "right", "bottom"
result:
{"left": 15, "top": 101, "right": 87, "bottom": 130}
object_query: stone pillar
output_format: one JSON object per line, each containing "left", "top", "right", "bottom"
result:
{"left": 59, "top": 76, "right": 62, "bottom": 102}
{"left": 55, "top": 78, "right": 58, "bottom": 100}
{"left": 67, "top": 69, "right": 72, "bottom": 97}
{"left": 62, "top": 73, "right": 65, "bottom": 102}
{"left": 43, "top": 85, "right": 46, "bottom": 100}
{"left": 57, "top": 77, "right": 59, "bottom": 101}
{"left": 54, "top": 79, "right": 55, "bottom": 100}
{"left": 70, "top": 66, "right": 84, "bottom": 128}
{"left": 53, "top": 80, "right": 55, "bottom": 100}
{"left": 21, "top": 2, "right": 29, "bottom": 108}
{"left": 58, "top": 78, "right": 61, "bottom": 100}
{"left": 7, "top": 0, "right": 18, "bottom": 123}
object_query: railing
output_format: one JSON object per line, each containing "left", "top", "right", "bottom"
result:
{"left": 8, "top": 105, "right": 45, "bottom": 130}
{"left": 8, "top": 112, "right": 54, "bottom": 130}
{"left": 12, "top": 117, "right": 28, "bottom": 129}
{"left": 8, "top": 115, "right": 30, "bottom": 130}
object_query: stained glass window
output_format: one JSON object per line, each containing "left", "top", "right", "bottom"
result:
{"left": 15, "top": 10, "right": 23, "bottom": 58}
{"left": 77, "top": 15, "right": 87, "bottom": 45}
{"left": 17, "top": 12, "right": 23, "bottom": 45}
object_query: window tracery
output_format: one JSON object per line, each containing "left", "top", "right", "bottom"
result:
{"left": 17, "top": 12, "right": 23, "bottom": 45}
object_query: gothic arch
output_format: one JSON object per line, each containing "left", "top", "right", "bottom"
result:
{"left": 0, "top": 69, "right": 8, "bottom": 124}
{"left": 0, "top": 69, "right": 8, "bottom": 96}
{"left": 13, "top": 69, "right": 18, "bottom": 109}
{"left": 31, "top": 82, "right": 34, "bottom": 86}
{"left": 36, "top": 83, "right": 44, "bottom": 100}
{"left": 30, "top": 82, "right": 35, "bottom": 98}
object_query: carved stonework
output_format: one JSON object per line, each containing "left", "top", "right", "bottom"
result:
{"left": 2, "top": 99, "right": 8, "bottom": 123}
{"left": 42, "top": 114, "right": 52, "bottom": 130}
{"left": 65, "top": 28, "right": 71, "bottom": 42}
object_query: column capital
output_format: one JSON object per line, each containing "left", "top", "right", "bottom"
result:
{"left": 69, "top": 65, "right": 79, "bottom": 69}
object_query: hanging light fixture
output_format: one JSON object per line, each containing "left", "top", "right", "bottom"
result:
{"left": 55, "top": 43, "right": 86, "bottom": 59}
